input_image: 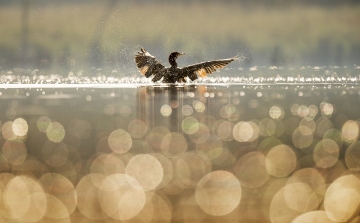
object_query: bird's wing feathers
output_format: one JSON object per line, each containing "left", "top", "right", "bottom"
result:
{"left": 180, "top": 57, "right": 237, "bottom": 81}
{"left": 135, "top": 48, "right": 237, "bottom": 83}
{"left": 135, "top": 48, "right": 166, "bottom": 79}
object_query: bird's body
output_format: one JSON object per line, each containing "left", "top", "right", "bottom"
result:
{"left": 162, "top": 67, "right": 181, "bottom": 83}
{"left": 135, "top": 48, "right": 237, "bottom": 83}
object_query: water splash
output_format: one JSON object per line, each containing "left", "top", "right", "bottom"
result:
{"left": 0, "top": 66, "right": 359, "bottom": 87}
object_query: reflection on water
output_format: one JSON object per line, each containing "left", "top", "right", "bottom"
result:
{"left": 1, "top": 84, "right": 360, "bottom": 222}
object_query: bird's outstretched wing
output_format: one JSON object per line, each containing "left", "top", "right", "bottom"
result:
{"left": 179, "top": 57, "right": 238, "bottom": 81}
{"left": 135, "top": 48, "right": 166, "bottom": 82}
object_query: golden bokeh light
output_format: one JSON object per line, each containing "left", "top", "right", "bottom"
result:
{"left": 182, "top": 105, "right": 193, "bottom": 116}
{"left": 200, "top": 115, "right": 216, "bottom": 130}
{"left": 195, "top": 171, "right": 241, "bottom": 216}
{"left": 308, "top": 105, "right": 319, "bottom": 119}
{"left": 176, "top": 194, "right": 207, "bottom": 223}
{"left": 95, "top": 135, "right": 112, "bottom": 153}
{"left": 170, "top": 100, "right": 179, "bottom": 108}
{"left": 182, "top": 117, "right": 200, "bottom": 135}
{"left": 217, "top": 120, "right": 234, "bottom": 141}
{"left": 283, "top": 182, "right": 319, "bottom": 212}
{"left": 287, "top": 168, "right": 325, "bottom": 196}
{"left": 324, "top": 175, "right": 360, "bottom": 222}
{"left": 160, "top": 104, "right": 172, "bottom": 117}
{"left": 283, "top": 168, "right": 325, "bottom": 212}
{"left": 320, "top": 102, "right": 334, "bottom": 117}
{"left": 193, "top": 100, "right": 205, "bottom": 113}
{"left": 266, "top": 144, "right": 296, "bottom": 177}
{"left": 270, "top": 186, "right": 302, "bottom": 223}
{"left": 90, "top": 153, "right": 126, "bottom": 176}
{"left": 316, "top": 117, "right": 333, "bottom": 137}
{"left": 0, "top": 173, "right": 15, "bottom": 219}
{"left": 341, "top": 120, "right": 359, "bottom": 144}
{"left": 292, "top": 126, "right": 313, "bottom": 149}
{"left": 292, "top": 211, "right": 337, "bottom": 223}
{"left": 323, "top": 128, "right": 343, "bottom": 147}
{"left": 228, "top": 108, "right": 240, "bottom": 121}
{"left": 161, "top": 162, "right": 187, "bottom": 195}
{"left": 174, "top": 151, "right": 211, "bottom": 189}
{"left": 258, "top": 137, "right": 283, "bottom": 154}
{"left": 189, "top": 123, "right": 209, "bottom": 144}
{"left": 12, "top": 118, "right": 28, "bottom": 137}
{"left": 150, "top": 192, "right": 172, "bottom": 223}
{"left": 43, "top": 194, "right": 70, "bottom": 220}
{"left": 2, "top": 121, "right": 16, "bottom": 141}
{"left": 233, "top": 121, "right": 259, "bottom": 142}
{"left": 120, "top": 105, "right": 132, "bottom": 117}
{"left": 300, "top": 117, "right": 316, "bottom": 133}
{"left": 196, "top": 134, "right": 223, "bottom": 163}
{"left": 4, "top": 176, "right": 47, "bottom": 222}
{"left": 12, "top": 158, "right": 49, "bottom": 179}
{"left": 0, "top": 84, "right": 360, "bottom": 222}
{"left": 150, "top": 153, "right": 173, "bottom": 189}
{"left": 160, "top": 132, "right": 188, "bottom": 157}
{"left": 325, "top": 188, "right": 360, "bottom": 222}
{"left": 108, "top": 129, "right": 132, "bottom": 153}
{"left": 211, "top": 146, "right": 235, "bottom": 167}
{"left": 274, "top": 119, "right": 285, "bottom": 137}
{"left": 260, "top": 118, "right": 277, "bottom": 137}
{"left": 345, "top": 141, "right": 360, "bottom": 171}
{"left": 41, "top": 141, "right": 69, "bottom": 167}
{"left": 220, "top": 104, "right": 236, "bottom": 119}
{"left": 128, "top": 119, "right": 148, "bottom": 138}
{"left": 39, "top": 173, "right": 77, "bottom": 219}
{"left": 75, "top": 174, "right": 105, "bottom": 220}
{"left": 269, "top": 105, "right": 284, "bottom": 120}
{"left": 291, "top": 104, "right": 300, "bottom": 116}
{"left": 313, "top": 139, "right": 339, "bottom": 168}
{"left": 99, "top": 174, "right": 146, "bottom": 220}
{"left": 297, "top": 105, "right": 309, "bottom": 118}
{"left": 126, "top": 154, "right": 164, "bottom": 191}
{"left": 46, "top": 122, "right": 65, "bottom": 143}
{"left": 235, "top": 151, "right": 270, "bottom": 188}
{"left": 2, "top": 140, "right": 27, "bottom": 165}
{"left": 120, "top": 193, "right": 154, "bottom": 223}
{"left": 148, "top": 126, "right": 170, "bottom": 149}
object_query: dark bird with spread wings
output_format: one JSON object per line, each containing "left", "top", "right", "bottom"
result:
{"left": 135, "top": 48, "right": 238, "bottom": 83}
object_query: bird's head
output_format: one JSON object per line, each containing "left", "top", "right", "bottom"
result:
{"left": 169, "top": 52, "right": 185, "bottom": 67}
{"left": 170, "top": 52, "right": 185, "bottom": 59}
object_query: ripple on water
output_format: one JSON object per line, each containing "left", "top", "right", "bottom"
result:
{"left": 0, "top": 74, "right": 359, "bottom": 222}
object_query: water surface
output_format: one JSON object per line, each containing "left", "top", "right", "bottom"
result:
{"left": 1, "top": 68, "right": 360, "bottom": 222}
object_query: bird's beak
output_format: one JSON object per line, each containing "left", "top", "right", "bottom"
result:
{"left": 180, "top": 53, "right": 185, "bottom": 55}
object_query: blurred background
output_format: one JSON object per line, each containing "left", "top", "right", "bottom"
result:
{"left": 0, "top": 0, "right": 360, "bottom": 73}
{"left": 1, "top": 1, "right": 360, "bottom": 222}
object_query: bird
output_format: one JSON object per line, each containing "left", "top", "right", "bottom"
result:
{"left": 135, "top": 48, "right": 238, "bottom": 83}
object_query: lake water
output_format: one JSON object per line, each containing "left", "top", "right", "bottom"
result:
{"left": 1, "top": 67, "right": 360, "bottom": 222}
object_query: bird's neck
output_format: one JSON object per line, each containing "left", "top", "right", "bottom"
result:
{"left": 169, "top": 56, "right": 178, "bottom": 68}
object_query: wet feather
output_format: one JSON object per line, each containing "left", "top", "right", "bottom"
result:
{"left": 135, "top": 47, "right": 237, "bottom": 83}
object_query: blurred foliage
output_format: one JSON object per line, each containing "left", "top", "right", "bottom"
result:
{"left": 0, "top": 1, "right": 359, "bottom": 71}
